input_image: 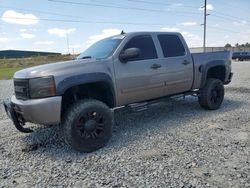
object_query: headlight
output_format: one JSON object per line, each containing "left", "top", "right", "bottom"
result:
{"left": 29, "top": 76, "right": 56, "bottom": 99}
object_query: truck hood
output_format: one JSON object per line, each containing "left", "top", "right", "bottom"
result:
{"left": 14, "top": 59, "right": 100, "bottom": 79}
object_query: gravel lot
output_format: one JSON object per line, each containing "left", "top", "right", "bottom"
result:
{"left": 0, "top": 61, "right": 249, "bottom": 187}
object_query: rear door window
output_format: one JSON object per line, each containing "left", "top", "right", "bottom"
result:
{"left": 157, "top": 34, "right": 186, "bottom": 57}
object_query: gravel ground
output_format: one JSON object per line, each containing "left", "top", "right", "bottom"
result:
{"left": 0, "top": 61, "right": 249, "bottom": 187}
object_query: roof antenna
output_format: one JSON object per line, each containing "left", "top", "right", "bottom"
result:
{"left": 121, "top": 30, "right": 125, "bottom": 34}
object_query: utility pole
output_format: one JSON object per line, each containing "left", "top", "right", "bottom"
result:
{"left": 203, "top": 0, "right": 207, "bottom": 52}
{"left": 66, "top": 33, "right": 70, "bottom": 54}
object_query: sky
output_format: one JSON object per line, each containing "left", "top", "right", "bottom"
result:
{"left": 0, "top": 0, "right": 250, "bottom": 54}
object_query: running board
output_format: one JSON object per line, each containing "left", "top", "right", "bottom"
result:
{"left": 127, "top": 91, "right": 198, "bottom": 112}
{"left": 128, "top": 102, "right": 148, "bottom": 112}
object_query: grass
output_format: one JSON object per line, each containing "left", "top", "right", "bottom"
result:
{"left": 0, "top": 54, "right": 73, "bottom": 79}
{"left": 0, "top": 67, "right": 22, "bottom": 79}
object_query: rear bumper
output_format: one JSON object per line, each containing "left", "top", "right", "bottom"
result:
{"left": 224, "top": 72, "right": 233, "bottom": 84}
{"left": 3, "top": 96, "right": 62, "bottom": 131}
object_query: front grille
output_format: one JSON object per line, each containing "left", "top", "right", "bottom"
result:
{"left": 14, "top": 79, "right": 29, "bottom": 100}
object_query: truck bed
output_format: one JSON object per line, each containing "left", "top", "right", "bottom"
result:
{"left": 191, "top": 51, "right": 231, "bottom": 89}
{"left": 191, "top": 51, "right": 231, "bottom": 64}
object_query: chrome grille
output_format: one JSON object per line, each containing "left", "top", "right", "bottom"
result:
{"left": 14, "top": 79, "right": 29, "bottom": 100}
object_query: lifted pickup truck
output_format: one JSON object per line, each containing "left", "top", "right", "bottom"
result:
{"left": 4, "top": 32, "right": 233, "bottom": 152}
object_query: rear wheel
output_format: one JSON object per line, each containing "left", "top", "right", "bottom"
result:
{"left": 62, "top": 99, "right": 113, "bottom": 152}
{"left": 198, "top": 78, "right": 224, "bottom": 110}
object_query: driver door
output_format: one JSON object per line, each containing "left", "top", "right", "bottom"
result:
{"left": 113, "top": 35, "right": 165, "bottom": 106}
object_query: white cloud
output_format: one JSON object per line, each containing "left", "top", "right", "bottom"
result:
{"left": 85, "top": 28, "right": 121, "bottom": 47}
{"left": 199, "top": 4, "right": 214, "bottom": 11}
{"left": 181, "top": 31, "right": 194, "bottom": 37}
{"left": 165, "top": 3, "right": 183, "bottom": 11}
{"left": 181, "top": 31, "right": 202, "bottom": 47}
{"left": 48, "top": 28, "right": 76, "bottom": 37}
{"left": 206, "top": 4, "right": 214, "bottom": 11}
{"left": 180, "top": 22, "right": 197, "bottom": 26}
{"left": 20, "top": 28, "right": 27, "bottom": 32}
{"left": 1, "top": 10, "right": 39, "bottom": 25}
{"left": 233, "top": 20, "right": 247, "bottom": 26}
{"left": 161, "top": 27, "right": 180, "bottom": 32}
{"left": 0, "top": 37, "right": 20, "bottom": 43}
{"left": 20, "top": 33, "right": 36, "bottom": 39}
{"left": 69, "top": 44, "right": 82, "bottom": 48}
{"left": 35, "top": 41, "right": 55, "bottom": 45}
{"left": 20, "top": 28, "right": 36, "bottom": 33}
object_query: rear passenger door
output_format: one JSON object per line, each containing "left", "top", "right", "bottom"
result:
{"left": 157, "top": 34, "right": 193, "bottom": 95}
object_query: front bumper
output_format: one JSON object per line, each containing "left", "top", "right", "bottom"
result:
{"left": 3, "top": 96, "right": 62, "bottom": 133}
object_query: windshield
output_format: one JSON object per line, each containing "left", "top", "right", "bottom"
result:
{"left": 77, "top": 35, "right": 124, "bottom": 60}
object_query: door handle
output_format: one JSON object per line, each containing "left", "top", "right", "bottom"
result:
{"left": 150, "top": 63, "right": 162, "bottom": 69}
{"left": 182, "top": 60, "right": 190, "bottom": 65}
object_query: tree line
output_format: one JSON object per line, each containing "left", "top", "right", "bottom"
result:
{"left": 224, "top": 42, "right": 250, "bottom": 47}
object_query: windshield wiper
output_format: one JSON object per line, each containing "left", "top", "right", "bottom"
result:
{"left": 79, "top": 56, "right": 92, "bottom": 59}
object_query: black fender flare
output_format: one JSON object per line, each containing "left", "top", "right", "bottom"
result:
{"left": 57, "top": 73, "right": 116, "bottom": 106}
{"left": 199, "top": 60, "right": 227, "bottom": 88}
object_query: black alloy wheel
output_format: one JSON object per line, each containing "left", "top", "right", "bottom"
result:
{"left": 198, "top": 78, "right": 225, "bottom": 110}
{"left": 62, "top": 99, "right": 113, "bottom": 152}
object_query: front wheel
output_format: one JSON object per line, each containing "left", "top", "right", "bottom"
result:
{"left": 62, "top": 99, "right": 113, "bottom": 152}
{"left": 198, "top": 78, "right": 225, "bottom": 110}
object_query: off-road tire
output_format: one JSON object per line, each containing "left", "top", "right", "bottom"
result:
{"left": 62, "top": 99, "right": 113, "bottom": 152}
{"left": 198, "top": 78, "right": 224, "bottom": 110}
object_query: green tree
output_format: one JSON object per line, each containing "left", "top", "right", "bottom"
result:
{"left": 224, "top": 43, "right": 232, "bottom": 47}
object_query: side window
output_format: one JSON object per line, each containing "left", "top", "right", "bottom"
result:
{"left": 158, "top": 34, "right": 186, "bottom": 57}
{"left": 123, "top": 35, "right": 157, "bottom": 61}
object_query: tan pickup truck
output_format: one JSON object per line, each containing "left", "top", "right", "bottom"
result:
{"left": 4, "top": 31, "right": 233, "bottom": 152}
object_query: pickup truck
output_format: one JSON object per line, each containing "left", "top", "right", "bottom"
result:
{"left": 232, "top": 51, "right": 250, "bottom": 61}
{"left": 3, "top": 32, "right": 233, "bottom": 152}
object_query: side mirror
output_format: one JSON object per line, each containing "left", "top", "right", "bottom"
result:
{"left": 119, "top": 48, "right": 140, "bottom": 63}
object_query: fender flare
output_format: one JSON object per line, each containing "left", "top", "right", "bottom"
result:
{"left": 57, "top": 73, "right": 116, "bottom": 106}
{"left": 199, "top": 60, "right": 227, "bottom": 88}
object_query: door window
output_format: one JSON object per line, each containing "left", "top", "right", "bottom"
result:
{"left": 158, "top": 34, "right": 186, "bottom": 57}
{"left": 123, "top": 35, "right": 157, "bottom": 61}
